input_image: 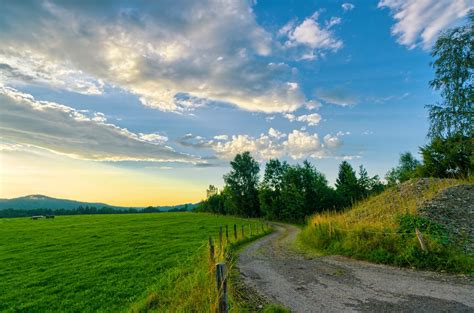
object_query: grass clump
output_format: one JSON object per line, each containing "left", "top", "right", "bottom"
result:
{"left": 300, "top": 178, "right": 473, "bottom": 274}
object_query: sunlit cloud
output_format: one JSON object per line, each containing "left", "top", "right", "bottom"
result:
{"left": 0, "top": 86, "right": 201, "bottom": 163}
{"left": 279, "top": 11, "right": 343, "bottom": 60}
{"left": 0, "top": 0, "right": 311, "bottom": 113}
{"left": 378, "top": 0, "right": 472, "bottom": 49}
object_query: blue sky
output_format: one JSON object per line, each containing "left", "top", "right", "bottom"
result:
{"left": 0, "top": 0, "right": 472, "bottom": 205}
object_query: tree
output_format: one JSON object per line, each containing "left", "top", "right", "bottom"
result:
{"left": 272, "top": 162, "right": 334, "bottom": 222}
{"left": 301, "top": 161, "right": 333, "bottom": 215}
{"left": 426, "top": 11, "right": 473, "bottom": 139}
{"left": 385, "top": 152, "right": 421, "bottom": 185}
{"left": 357, "top": 165, "right": 371, "bottom": 198}
{"left": 335, "top": 161, "right": 360, "bottom": 208}
{"left": 259, "top": 159, "right": 288, "bottom": 220}
{"left": 223, "top": 152, "right": 260, "bottom": 217}
{"left": 206, "top": 185, "right": 219, "bottom": 198}
{"left": 368, "top": 175, "right": 385, "bottom": 195}
{"left": 419, "top": 134, "right": 474, "bottom": 178}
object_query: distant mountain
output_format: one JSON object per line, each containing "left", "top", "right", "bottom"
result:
{"left": 0, "top": 195, "right": 197, "bottom": 211}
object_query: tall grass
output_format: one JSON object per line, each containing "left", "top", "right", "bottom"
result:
{"left": 300, "top": 178, "right": 473, "bottom": 274}
{"left": 130, "top": 222, "right": 272, "bottom": 312}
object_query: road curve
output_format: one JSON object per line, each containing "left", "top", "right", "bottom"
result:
{"left": 237, "top": 223, "right": 474, "bottom": 313}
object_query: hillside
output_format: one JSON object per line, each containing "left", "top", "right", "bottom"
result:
{"left": 300, "top": 178, "right": 473, "bottom": 273}
{"left": 0, "top": 195, "right": 197, "bottom": 211}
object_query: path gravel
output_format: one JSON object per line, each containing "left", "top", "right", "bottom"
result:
{"left": 237, "top": 224, "right": 474, "bottom": 313}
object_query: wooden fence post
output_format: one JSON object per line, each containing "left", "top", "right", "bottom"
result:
{"left": 216, "top": 263, "right": 229, "bottom": 313}
{"left": 249, "top": 224, "right": 252, "bottom": 237}
{"left": 241, "top": 224, "right": 244, "bottom": 238}
{"left": 209, "top": 236, "right": 215, "bottom": 262}
{"left": 415, "top": 228, "right": 428, "bottom": 252}
{"left": 219, "top": 226, "right": 223, "bottom": 250}
{"left": 261, "top": 223, "right": 264, "bottom": 233}
{"left": 225, "top": 225, "right": 229, "bottom": 242}
{"left": 233, "top": 224, "right": 237, "bottom": 241}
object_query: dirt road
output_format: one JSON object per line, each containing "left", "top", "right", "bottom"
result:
{"left": 237, "top": 223, "right": 474, "bottom": 312}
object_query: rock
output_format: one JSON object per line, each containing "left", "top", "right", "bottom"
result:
{"left": 418, "top": 184, "right": 474, "bottom": 254}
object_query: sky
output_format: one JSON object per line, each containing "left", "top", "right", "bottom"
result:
{"left": 0, "top": 0, "right": 472, "bottom": 206}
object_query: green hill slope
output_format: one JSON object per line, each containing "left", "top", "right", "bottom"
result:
{"left": 300, "top": 178, "right": 473, "bottom": 274}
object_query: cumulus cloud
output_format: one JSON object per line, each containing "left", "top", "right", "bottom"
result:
{"left": 268, "top": 127, "right": 286, "bottom": 139}
{"left": 323, "top": 134, "right": 342, "bottom": 149}
{"left": 283, "top": 130, "right": 321, "bottom": 159}
{"left": 0, "top": 0, "right": 309, "bottom": 113}
{"left": 279, "top": 12, "right": 343, "bottom": 60}
{"left": 378, "top": 0, "right": 472, "bottom": 49}
{"left": 187, "top": 128, "right": 348, "bottom": 161}
{"left": 316, "top": 87, "right": 358, "bottom": 106}
{"left": 0, "top": 86, "right": 201, "bottom": 163}
{"left": 284, "top": 113, "right": 322, "bottom": 126}
{"left": 342, "top": 3, "right": 355, "bottom": 11}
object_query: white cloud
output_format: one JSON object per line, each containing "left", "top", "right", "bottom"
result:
{"left": 280, "top": 12, "right": 343, "bottom": 60}
{"left": 139, "top": 133, "right": 168, "bottom": 143}
{"left": 284, "top": 113, "right": 322, "bottom": 126}
{"left": 0, "top": 1, "right": 309, "bottom": 113}
{"left": 283, "top": 130, "right": 321, "bottom": 159}
{"left": 296, "top": 113, "right": 322, "bottom": 126}
{"left": 0, "top": 48, "right": 104, "bottom": 95}
{"left": 327, "top": 17, "right": 342, "bottom": 28}
{"left": 342, "top": 3, "right": 355, "bottom": 11}
{"left": 323, "top": 134, "right": 342, "bottom": 149}
{"left": 0, "top": 86, "right": 200, "bottom": 163}
{"left": 378, "top": 0, "right": 472, "bottom": 49}
{"left": 191, "top": 128, "right": 351, "bottom": 161}
{"left": 268, "top": 127, "right": 286, "bottom": 139}
{"left": 305, "top": 99, "right": 322, "bottom": 110}
{"left": 213, "top": 135, "right": 229, "bottom": 140}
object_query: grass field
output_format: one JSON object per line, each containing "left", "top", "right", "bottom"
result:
{"left": 0, "top": 213, "right": 263, "bottom": 312}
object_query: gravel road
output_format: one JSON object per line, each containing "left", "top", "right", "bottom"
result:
{"left": 237, "top": 223, "right": 474, "bottom": 313}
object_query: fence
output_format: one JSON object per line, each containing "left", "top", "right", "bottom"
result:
{"left": 208, "top": 222, "right": 271, "bottom": 313}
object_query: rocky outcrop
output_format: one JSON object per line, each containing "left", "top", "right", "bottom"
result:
{"left": 419, "top": 184, "right": 474, "bottom": 254}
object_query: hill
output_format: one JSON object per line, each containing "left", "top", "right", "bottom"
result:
{"left": 299, "top": 178, "right": 473, "bottom": 273}
{"left": 0, "top": 194, "right": 196, "bottom": 211}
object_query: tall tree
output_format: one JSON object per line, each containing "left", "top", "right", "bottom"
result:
{"left": 357, "top": 165, "right": 371, "bottom": 198}
{"left": 427, "top": 11, "right": 473, "bottom": 139}
{"left": 259, "top": 159, "right": 288, "bottom": 220}
{"left": 223, "top": 152, "right": 260, "bottom": 217}
{"left": 335, "top": 161, "right": 360, "bottom": 208}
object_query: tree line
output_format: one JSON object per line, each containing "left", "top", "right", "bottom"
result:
{"left": 0, "top": 205, "right": 191, "bottom": 218}
{"left": 195, "top": 153, "right": 385, "bottom": 223}
{"left": 196, "top": 14, "right": 473, "bottom": 222}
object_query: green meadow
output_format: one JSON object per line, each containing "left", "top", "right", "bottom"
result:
{"left": 0, "top": 213, "right": 260, "bottom": 312}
